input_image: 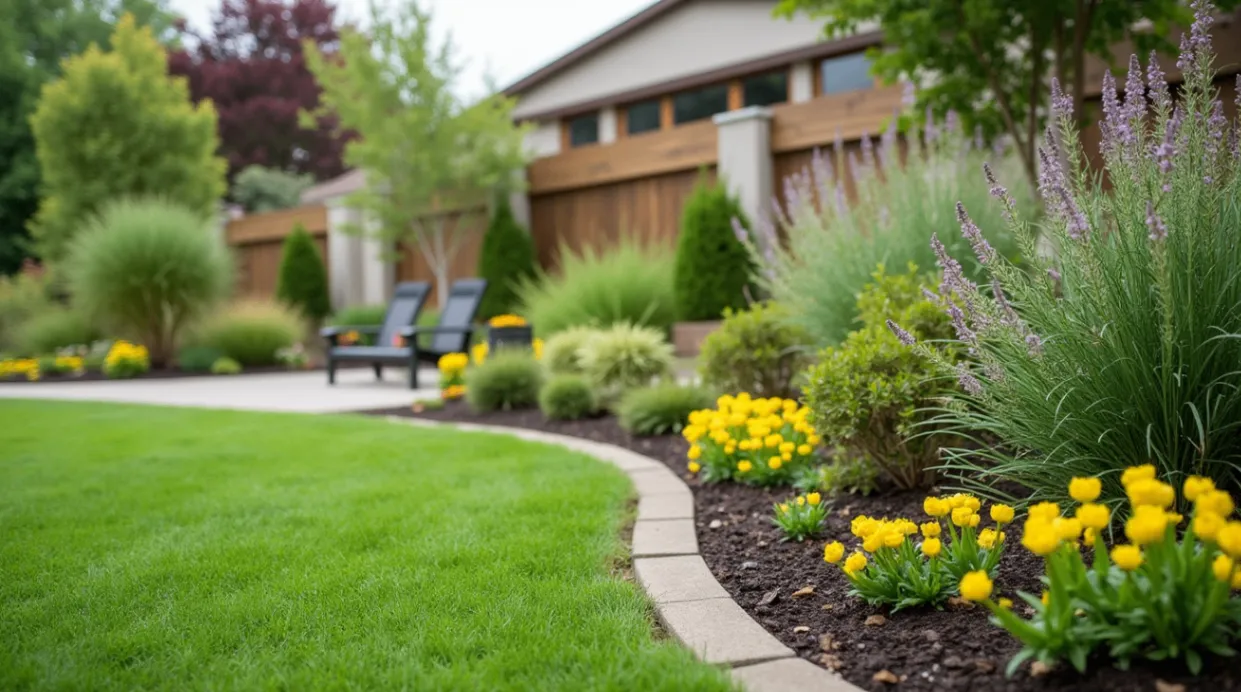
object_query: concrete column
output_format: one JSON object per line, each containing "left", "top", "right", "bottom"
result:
{"left": 359, "top": 211, "right": 394, "bottom": 306}
{"left": 712, "top": 106, "right": 774, "bottom": 227}
{"left": 326, "top": 200, "right": 361, "bottom": 309}
{"left": 790, "top": 61, "right": 814, "bottom": 103}
{"left": 599, "top": 106, "right": 618, "bottom": 144}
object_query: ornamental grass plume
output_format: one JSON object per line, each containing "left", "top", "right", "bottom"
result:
{"left": 909, "top": 0, "right": 1241, "bottom": 503}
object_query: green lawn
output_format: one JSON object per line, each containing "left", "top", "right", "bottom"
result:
{"left": 0, "top": 401, "right": 734, "bottom": 691}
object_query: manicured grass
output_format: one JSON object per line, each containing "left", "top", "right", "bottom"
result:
{"left": 0, "top": 401, "right": 735, "bottom": 691}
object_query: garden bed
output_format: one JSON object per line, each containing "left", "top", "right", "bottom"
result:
{"left": 0, "top": 364, "right": 339, "bottom": 384}
{"left": 372, "top": 401, "right": 1241, "bottom": 692}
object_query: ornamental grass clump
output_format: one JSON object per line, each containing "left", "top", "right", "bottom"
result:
{"left": 539, "top": 374, "right": 597, "bottom": 421}
{"left": 824, "top": 492, "right": 1012, "bottom": 611}
{"left": 683, "top": 393, "right": 821, "bottom": 486}
{"left": 577, "top": 323, "right": 674, "bottom": 405}
{"left": 465, "top": 350, "right": 544, "bottom": 413}
{"left": 772, "top": 492, "right": 828, "bottom": 542}
{"left": 906, "top": 0, "right": 1241, "bottom": 501}
{"left": 968, "top": 466, "right": 1241, "bottom": 676}
{"left": 617, "top": 383, "right": 714, "bottom": 436}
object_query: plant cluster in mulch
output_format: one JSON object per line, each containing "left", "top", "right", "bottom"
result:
{"left": 0, "top": 363, "right": 353, "bottom": 385}
{"left": 371, "top": 401, "right": 1241, "bottom": 692}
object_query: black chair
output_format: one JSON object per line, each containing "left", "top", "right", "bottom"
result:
{"left": 321, "top": 281, "right": 429, "bottom": 387}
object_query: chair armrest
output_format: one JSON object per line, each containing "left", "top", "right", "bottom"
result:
{"left": 320, "top": 325, "right": 383, "bottom": 337}
{"left": 399, "top": 325, "right": 474, "bottom": 338}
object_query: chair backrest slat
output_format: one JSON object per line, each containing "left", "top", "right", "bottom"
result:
{"left": 432, "top": 279, "right": 487, "bottom": 353}
{"left": 379, "top": 282, "right": 430, "bottom": 347}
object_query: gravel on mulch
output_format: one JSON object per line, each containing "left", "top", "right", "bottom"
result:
{"left": 370, "top": 401, "right": 1241, "bottom": 692}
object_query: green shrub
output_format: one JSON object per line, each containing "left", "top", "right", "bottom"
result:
{"left": 210, "top": 357, "right": 242, "bottom": 375}
{"left": 66, "top": 198, "right": 232, "bottom": 367}
{"left": 698, "top": 302, "right": 811, "bottom": 400}
{"left": 742, "top": 113, "right": 1033, "bottom": 347}
{"left": 232, "top": 165, "right": 312, "bottom": 213}
{"left": 328, "top": 304, "right": 387, "bottom": 346}
{"left": 516, "top": 239, "right": 676, "bottom": 337}
{"left": 815, "top": 455, "right": 881, "bottom": 497}
{"left": 802, "top": 265, "right": 956, "bottom": 490}
{"left": 18, "top": 308, "right": 99, "bottom": 356}
{"left": 176, "top": 345, "right": 224, "bottom": 373}
{"left": 196, "top": 300, "right": 304, "bottom": 367}
{"left": 674, "top": 177, "right": 753, "bottom": 321}
{"left": 476, "top": 197, "right": 536, "bottom": 320}
{"left": 37, "top": 354, "right": 83, "bottom": 376}
{"left": 618, "top": 383, "right": 714, "bottom": 436}
{"left": 276, "top": 224, "right": 331, "bottom": 322}
{"left": 0, "top": 270, "right": 54, "bottom": 353}
{"left": 465, "top": 351, "right": 545, "bottom": 413}
{"left": 541, "top": 326, "right": 598, "bottom": 375}
{"left": 577, "top": 323, "right": 674, "bottom": 405}
{"left": 538, "top": 374, "right": 597, "bottom": 421}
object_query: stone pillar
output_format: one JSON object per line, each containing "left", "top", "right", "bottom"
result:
{"left": 359, "top": 211, "right": 394, "bottom": 306}
{"left": 712, "top": 106, "right": 774, "bottom": 227}
{"left": 790, "top": 61, "right": 814, "bottom": 103}
{"left": 325, "top": 200, "right": 361, "bottom": 309}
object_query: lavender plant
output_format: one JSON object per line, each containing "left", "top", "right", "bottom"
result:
{"left": 739, "top": 104, "right": 1033, "bottom": 346}
{"left": 903, "top": 0, "right": 1241, "bottom": 502}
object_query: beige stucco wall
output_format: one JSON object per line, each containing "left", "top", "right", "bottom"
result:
{"left": 523, "top": 121, "right": 562, "bottom": 158}
{"left": 511, "top": 0, "right": 828, "bottom": 119}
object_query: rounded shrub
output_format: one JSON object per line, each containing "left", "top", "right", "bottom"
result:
{"left": 196, "top": 300, "right": 304, "bottom": 367}
{"left": 538, "top": 374, "right": 597, "bottom": 421}
{"left": 577, "top": 322, "right": 674, "bottom": 405}
{"left": 673, "top": 177, "right": 754, "bottom": 322}
{"left": 618, "top": 383, "right": 714, "bottom": 436}
{"left": 542, "top": 326, "right": 600, "bottom": 375}
{"left": 66, "top": 198, "right": 232, "bottom": 367}
{"left": 18, "top": 308, "right": 100, "bottom": 356}
{"left": 465, "top": 350, "right": 545, "bottom": 413}
{"left": 476, "top": 197, "right": 536, "bottom": 321}
{"left": 176, "top": 345, "right": 224, "bottom": 373}
{"left": 276, "top": 223, "right": 331, "bottom": 322}
{"left": 210, "top": 356, "right": 242, "bottom": 375}
{"left": 698, "top": 301, "right": 812, "bottom": 399}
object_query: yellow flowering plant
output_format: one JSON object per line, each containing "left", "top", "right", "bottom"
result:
{"left": 772, "top": 492, "right": 829, "bottom": 542}
{"left": 682, "top": 393, "right": 821, "bottom": 486}
{"left": 37, "top": 354, "right": 85, "bottom": 376}
{"left": 970, "top": 468, "right": 1241, "bottom": 676}
{"left": 468, "top": 338, "right": 544, "bottom": 366}
{"left": 0, "top": 358, "right": 40, "bottom": 381}
{"left": 487, "top": 314, "right": 528, "bottom": 329}
{"left": 102, "top": 341, "right": 149, "bottom": 379}
{"left": 438, "top": 352, "right": 468, "bottom": 399}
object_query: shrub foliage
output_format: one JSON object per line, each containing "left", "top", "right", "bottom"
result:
{"left": 618, "top": 383, "right": 714, "bottom": 436}
{"left": 196, "top": 300, "right": 304, "bottom": 367}
{"left": 698, "top": 301, "right": 810, "bottom": 400}
{"left": 673, "top": 177, "right": 753, "bottom": 321}
{"left": 539, "top": 374, "right": 597, "bottom": 421}
{"left": 476, "top": 197, "right": 536, "bottom": 320}
{"left": 466, "top": 350, "right": 544, "bottom": 413}
{"left": 276, "top": 223, "right": 332, "bottom": 322}
{"left": 18, "top": 308, "right": 99, "bottom": 356}
{"left": 577, "top": 323, "right": 674, "bottom": 405}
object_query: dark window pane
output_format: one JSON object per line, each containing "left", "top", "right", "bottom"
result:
{"left": 568, "top": 114, "right": 598, "bottom": 147}
{"left": 626, "top": 99, "right": 662, "bottom": 135}
{"left": 820, "top": 52, "right": 873, "bottom": 95}
{"left": 673, "top": 84, "right": 729, "bottom": 124}
{"left": 743, "top": 71, "right": 788, "bottom": 107}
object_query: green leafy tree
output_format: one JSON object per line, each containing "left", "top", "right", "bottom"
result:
{"left": 305, "top": 0, "right": 528, "bottom": 307}
{"left": 276, "top": 223, "right": 332, "bottom": 322}
{"left": 774, "top": 0, "right": 1235, "bottom": 189}
{"left": 28, "top": 13, "right": 226, "bottom": 261}
{"left": 673, "top": 177, "right": 753, "bottom": 322}
{"left": 476, "top": 196, "right": 536, "bottom": 320}
{"left": 232, "top": 165, "right": 314, "bottom": 213}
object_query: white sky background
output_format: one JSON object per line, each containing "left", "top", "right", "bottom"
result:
{"left": 168, "top": 0, "right": 653, "bottom": 96}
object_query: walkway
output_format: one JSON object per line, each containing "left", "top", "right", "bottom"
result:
{"left": 0, "top": 367, "right": 439, "bottom": 413}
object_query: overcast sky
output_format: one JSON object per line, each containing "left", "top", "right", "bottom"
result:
{"left": 168, "top": 0, "right": 653, "bottom": 94}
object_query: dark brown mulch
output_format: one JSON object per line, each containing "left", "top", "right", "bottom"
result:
{"left": 369, "top": 401, "right": 1240, "bottom": 692}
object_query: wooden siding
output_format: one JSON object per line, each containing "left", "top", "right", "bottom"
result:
{"left": 528, "top": 118, "right": 717, "bottom": 193}
{"left": 232, "top": 234, "right": 329, "bottom": 299}
{"left": 225, "top": 205, "right": 327, "bottom": 244}
{"left": 225, "top": 205, "right": 329, "bottom": 299}
{"left": 770, "top": 84, "right": 902, "bottom": 153}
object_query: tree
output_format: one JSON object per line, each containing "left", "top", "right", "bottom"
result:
{"left": 674, "top": 177, "right": 753, "bottom": 322}
{"left": 29, "top": 14, "right": 226, "bottom": 261}
{"left": 476, "top": 196, "right": 536, "bottom": 320}
{"left": 276, "top": 223, "right": 332, "bottom": 321}
{"left": 0, "top": 0, "right": 176, "bottom": 275}
{"left": 233, "top": 165, "right": 314, "bottom": 212}
{"left": 305, "top": 1, "right": 528, "bottom": 307}
{"left": 168, "top": 0, "right": 348, "bottom": 183}
{"left": 774, "top": 0, "right": 1234, "bottom": 190}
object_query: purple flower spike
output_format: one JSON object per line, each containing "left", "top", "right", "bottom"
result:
{"left": 886, "top": 319, "right": 916, "bottom": 346}
{"left": 902, "top": 80, "right": 916, "bottom": 108}
{"left": 930, "top": 233, "right": 970, "bottom": 297}
{"left": 983, "top": 162, "right": 1015, "bottom": 222}
{"left": 1101, "top": 70, "right": 1120, "bottom": 129}
{"left": 957, "top": 364, "right": 984, "bottom": 395}
{"left": 1050, "top": 78, "right": 1073, "bottom": 120}
{"left": 947, "top": 303, "right": 976, "bottom": 344}
{"left": 1145, "top": 201, "right": 1168, "bottom": 242}
{"left": 1047, "top": 267, "right": 1062, "bottom": 282}
{"left": 921, "top": 288, "right": 941, "bottom": 304}
{"left": 956, "top": 201, "right": 995, "bottom": 264}
{"left": 1152, "top": 106, "right": 1184, "bottom": 191}
{"left": 925, "top": 106, "right": 939, "bottom": 143}
{"left": 1178, "top": 0, "right": 1215, "bottom": 73}
{"left": 1058, "top": 186, "right": 1090, "bottom": 240}
{"left": 1025, "top": 332, "right": 1044, "bottom": 357}
{"left": 991, "top": 279, "right": 1019, "bottom": 327}
{"left": 1123, "top": 54, "right": 1146, "bottom": 127}
{"left": 731, "top": 217, "right": 749, "bottom": 244}
{"left": 945, "top": 110, "right": 960, "bottom": 135}
{"left": 1147, "top": 51, "right": 1170, "bottom": 112}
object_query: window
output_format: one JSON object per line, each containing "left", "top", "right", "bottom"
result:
{"left": 567, "top": 113, "right": 599, "bottom": 147}
{"left": 819, "top": 52, "right": 873, "bottom": 95}
{"left": 625, "top": 99, "right": 662, "bottom": 135}
{"left": 743, "top": 71, "right": 788, "bottom": 107}
{"left": 673, "top": 84, "right": 728, "bottom": 124}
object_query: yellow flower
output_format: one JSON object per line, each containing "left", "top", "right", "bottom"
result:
{"left": 778, "top": 502, "right": 790, "bottom": 513}
{"left": 532, "top": 338, "right": 544, "bottom": 359}
{"left": 471, "top": 342, "right": 489, "bottom": 365}
{"left": 851, "top": 515, "right": 877, "bottom": 537}
{"left": 862, "top": 533, "right": 883, "bottom": 553}
{"left": 1021, "top": 518, "right": 1060, "bottom": 556}
{"left": 1083, "top": 527, "right": 1097, "bottom": 544}
{"left": 487, "top": 314, "right": 528, "bottom": 328}
{"left": 947, "top": 494, "right": 967, "bottom": 509}
{"left": 951, "top": 506, "right": 975, "bottom": 528}
{"left": 687, "top": 445, "right": 702, "bottom": 461}
{"left": 1218, "top": 521, "right": 1241, "bottom": 558}
{"left": 1126, "top": 478, "right": 1175, "bottom": 508}
{"left": 797, "top": 444, "right": 812, "bottom": 455}
{"left": 1069, "top": 477, "right": 1102, "bottom": 503}
{"left": 688, "top": 461, "right": 701, "bottom": 473}
{"left": 1233, "top": 570, "right": 1241, "bottom": 590}
{"left": 959, "top": 570, "right": 993, "bottom": 602}
{"left": 807, "top": 492, "right": 822, "bottom": 506}
{"left": 1040, "top": 591, "right": 1050, "bottom": 606}
{"left": 1184, "top": 476, "right": 1216, "bottom": 502}
{"left": 998, "top": 597, "right": 1014, "bottom": 609}
{"left": 807, "top": 434, "right": 821, "bottom": 446}
{"left": 978, "top": 528, "right": 999, "bottom": 549}
{"left": 823, "top": 541, "right": 845, "bottom": 563}
{"left": 796, "top": 496, "right": 806, "bottom": 507}
{"left": 1213, "top": 554, "right": 1235, "bottom": 582}
{"left": 922, "top": 537, "right": 942, "bottom": 557}
{"left": 1194, "top": 512, "right": 1224, "bottom": 542}
{"left": 1124, "top": 505, "right": 1170, "bottom": 546}
{"left": 883, "top": 531, "right": 904, "bottom": 549}
{"left": 1110, "top": 544, "right": 1143, "bottom": 571}
{"left": 1120, "top": 464, "right": 1157, "bottom": 487}
{"left": 724, "top": 443, "right": 736, "bottom": 455}
{"left": 1075, "top": 503, "right": 1110, "bottom": 531}
{"left": 923, "top": 497, "right": 949, "bottom": 517}
{"left": 962, "top": 495, "right": 982, "bottom": 512}
{"left": 768, "top": 457, "right": 782, "bottom": 470}
{"left": 843, "top": 551, "right": 868, "bottom": 576}
{"left": 1197, "top": 490, "right": 1236, "bottom": 517}
{"left": 968, "top": 513, "right": 980, "bottom": 528}
{"left": 779, "top": 442, "right": 795, "bottom": 454}
{"left": 990, "top": 504, "right": 1015, "bottom": 524}
{"left": 737, "top": 460, "right": 753, "bottom": 473}
{"left": 1028, "top": 502, "right": 1060, "bottom": 521}
{"left": 920, "top": 521, "right": 941, "bottom": 538}
{"left": 781, "top": 452, "right": 792, "bottom": 462}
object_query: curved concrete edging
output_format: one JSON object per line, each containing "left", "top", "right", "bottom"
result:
{"left": 387, "top": 416, "right": 863, "bottom": 692}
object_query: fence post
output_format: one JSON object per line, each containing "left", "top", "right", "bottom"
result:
{"left": 712, "top": 106, "right": 774, "bottom": 227}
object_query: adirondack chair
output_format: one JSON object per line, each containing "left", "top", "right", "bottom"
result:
{"left": 321, "top": 281, "right": 430, "bottom": 387}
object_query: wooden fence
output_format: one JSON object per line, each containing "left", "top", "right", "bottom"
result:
{"left": 224, "top": 205, "right": 328, "bottom": 299}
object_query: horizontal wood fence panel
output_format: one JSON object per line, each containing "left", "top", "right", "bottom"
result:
{"left": 225, "top": 205, "right": 328, "bottom": 245}
{"left": 396, "top": 208, "right": 487, "bottom": 306}
{"left": 233, "top": 235, "right": 329, "bottom": 299}
{"left": 528, "top": 119, "right": 717, "bottom": 194}
{"left": 771, "top": 85, "right": 902, "bottom": 153}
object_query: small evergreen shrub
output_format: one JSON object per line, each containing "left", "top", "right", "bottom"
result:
{"left": 698, "top": 302, "right": 811, "bottom": 400}
{"left": 476, "top": 198, "right": 536, "bottom": 320}
{"left": 542, "top": 326, "right": 599, "bottom": 375}
{"left": 618, "top": 383, "right": 714, "bottom": 436}
{"left": 577, "top": 323, "right": 674, "bottom": 405}
{"left": 276, "top": 224, "right": 331, "bottom": 322}
{"left": 177, "top": 345, "right": 225, "bottom": 373}
{"left": 210, "top": 357, "right": 242, "bottom": 375}
{"left": 196, "top": 300, "right": 304, "bottom": 367}
{"left": 674, "top": 177, "right": 753, "bottom": 321}
{"left": 539, "top": 374, "right": 597, "bottom": 421}
{"left": 465, "top": 351, "right": 544, "bottom": 413}
{"left": 18, "top": 308, "right": 99, "bottom": 356}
